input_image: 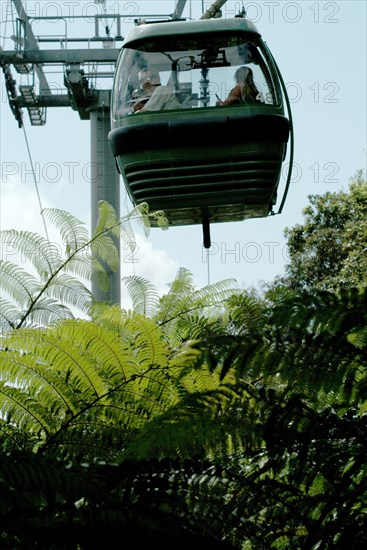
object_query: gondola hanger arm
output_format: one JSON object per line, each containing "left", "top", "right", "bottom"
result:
{"left": 200, "top": 0, "right": 229, "bottom": 20}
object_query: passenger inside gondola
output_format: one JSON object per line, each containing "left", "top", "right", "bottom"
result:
{"left": 133, "top": 69, "right": 182, "bottom": 113}
{"left": 216, "top": 65, "right": 264, "bottom": 106}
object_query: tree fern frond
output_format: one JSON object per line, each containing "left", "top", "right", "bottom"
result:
{"left": 0, "top": 267, "right": 88, "bottom": 328}
{"left": 95, "top": 308, "right": 170, "bottom": 371}
{"left": 226, "top": 291, "right": 267, "bottom": 334}
{"left": 122, "top": 275, "right": 160, "bottom": 316}
{"left": 23, "top": 298, "right": 75, "bottom": 326}
{"left": 0, "top": 237, "right": 92, "bottom": 327}
{"left": 174, "top": 361, "right": 224, "bottom": 393}
{"left": 118, "top": 219, "right": 138, "bottom": 250}
{"left": 162, "top": 267, "right": 194, "bottom": 300}
{"left": 91, "top": 231, "right": 119, "bottom": 273}
{"left": 0, "top": 312, "right": 178, "bottom": 456}
{"left": 6, "top": 324, "right": 106, "bottom": 401}
{"left": 90, "top": 257, "right": 110, "bottom": 293}
{"left": 0, "top": 348, "right": 78, "bottom": 418}
{"left": 126, "top": 202, "right": 168, "bottom": 236}
{"left": 91, "top": 201, "right": 156, "bottom": 276}
{"left": 188, "top": 278, "right": 239, "bottom": 307}
{"left": 61, "top": 254, "right": 92, "bottom": 281}
{"left": 155, "top": 269, "right": 238, "bottom": 346}
{"left": 130, "top": 202, "right": 151, "bottom": 237}
{"left": 157, "top": 269, "right": 237, "bottom": 325}
{"left": 42, "top": 208, "right": 90, "bottom": 255}
{"left": 0, "top": 260, "right": 39, "bottom": 308}
{"left": 0, "top": 297, "right": 20, "bottom": 330}
{"left": 153, "top": 267, "right": 195, "bottom": 327}
{"left": 0, "top": 230, "right": 62, "bottom": 278}
{"left": 90, "top": 202, "right": 124, "bottom": 275}
{"left": 1, "top": 203, "right": 157, "bottom": 327}
{"left": 46, "top": 273, "right": 93, "bottom": 312}
{"left": 0, "top": 382, "right": 53, "bottom": 438}
{"left": 121, "top": 382, "right": 254, "bottom": 461}
{"left": 149, "top": 209, "right": 169, "bottom": 229}
{"left": 93, "top": 200, "right": 120, "bottom": 237}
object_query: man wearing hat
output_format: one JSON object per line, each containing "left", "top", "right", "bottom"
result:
{"left": 133, "top": 69, "right": 181, "bottom": 113}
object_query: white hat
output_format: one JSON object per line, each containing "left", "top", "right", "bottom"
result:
{"left": 138, "top": 70, "right": 161, "bottom": 86}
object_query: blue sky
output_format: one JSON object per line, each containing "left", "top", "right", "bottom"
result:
{"left": 1, "top": 0, "right": 366, "bottom": 301}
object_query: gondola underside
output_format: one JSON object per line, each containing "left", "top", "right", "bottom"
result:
{"left": 108, "top": 112, "right": 290, "bottom": 227}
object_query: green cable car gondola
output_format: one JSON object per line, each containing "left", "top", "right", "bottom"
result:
{"left": 108, "top": 15, "right": 293, "bottom": 246}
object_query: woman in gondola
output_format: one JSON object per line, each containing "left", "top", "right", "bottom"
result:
{"left": 216, "top": 65, "right": 263, "bottom": 106}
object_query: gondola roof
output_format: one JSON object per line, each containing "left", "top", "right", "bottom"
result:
{"left": 122, "top": 17, "right": 261, "bottom": 46}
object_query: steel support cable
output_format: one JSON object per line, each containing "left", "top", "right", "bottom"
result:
{"left": 21, "top": 122, "right": 50, "bottom": 241}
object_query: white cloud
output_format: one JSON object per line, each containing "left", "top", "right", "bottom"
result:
{"left": 0, "top": 177, "right": 52, "bottom": 237}
{"left": 121, "top": 232, "right": 178, "bottom": 293}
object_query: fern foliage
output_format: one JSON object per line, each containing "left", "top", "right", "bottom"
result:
{"left": 0, "top": 309, "right": 177, "bottom": 459}
{"left": 0, "top": 201, "right": 159, "bottom": 329}
{"left": 1, "top": 198, "right": 367, "bottom": 547}
{"left": 123, "top": 267, "right": 240, "bottom": 347}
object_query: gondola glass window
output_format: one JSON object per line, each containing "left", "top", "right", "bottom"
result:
{"left": 112, "top": 35, "right": 278, "bottom": 117}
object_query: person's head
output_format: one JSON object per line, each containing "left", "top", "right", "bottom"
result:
{"left": 234, "top": 66, "right": 253, "bottom": 84}
{"left": 138, "top": 69, "right": 161, "bottom": 92}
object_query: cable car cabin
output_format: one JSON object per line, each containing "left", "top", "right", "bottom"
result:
{"left": 108, "top": 17, "right": 292, "bottom": 231}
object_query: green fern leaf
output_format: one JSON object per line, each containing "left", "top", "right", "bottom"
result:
{"left": 0, "top": 260, "right": 39, "bottom": 308}
{"left": 0, "top": 230, "right": 62, "bottom": 277}
{"left": 45, "top": 273, "right": 93, "bottom": 312}
{"left": 0, "top": 297, "right": 21, "bottom": 330}
{"left": 122, "top": 275, "right": 160, "bottom": 316}
{"left": 43, "top": 208, "right": 90, "bottom": 255}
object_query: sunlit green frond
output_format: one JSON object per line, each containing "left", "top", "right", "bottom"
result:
{"left": 42, "top": 208, "right": 90, "bottom": 255}
{"left": 0, "top": 297, "right": 20, "bottom": 330}
{"left": 0, "top": 310, "right": 179, "bottom": 456}
{"left": 122, "top": 275, "right": 160, "bottom": 316}
{"left": 0, "top": 348, "right": 78, "bottom": 417}
{"left": 61, "top": 254, "right": 92, "bottom": 281}
{"left": 46, "top": 319, "right": 135, "bottom": 384}
{"left": 0, "top": 258, "right": 92, "bottom": 328}
{"left": 93, "top": 200, "right": 120, "bottom": 240}
{"left": 155, "top": 269, "right": 238, "bottom": 346}
{"left": 157, "top": 269, "right": 237, "bottom": 324}
{"left": 125, "top": 202, "right": 168, "bottom": 235}
{"left": 23, "top": 298, "right": 75, "bottom": 326}
{"left": 0, "top": 260, "right": 39, "bottom": 308}
{"left": 46, "top": 273, "right": 93, "bottom": 312}
{"left": 90, "top": 202, "right": 122, "bottom": 275}
{"left": 226, "top": 291, "right": 267, "bottom": 334}
{"left": 90, "top": 256, "right": 110, "bottom": 293}
{"left": 1, "top": 203, "right": 158, "bottom": 327}
{"left": 118, "top": 218, "right": 137, "bottom": 248}
{"left": 0, "top": 382, "right": 53, "bottom": 438}
{"left": 162, "top": 267, "right": 194, "bottom": 301}
{"left": 189, "top": 278, "right": 239, "bottom": 307}
{"left": 91, "top": 231, "right": 119, "bottom": 272}
{"left": 0, "top": 230, "right": 62, "bottom": 277}
{"left": 128, "top": 314, "right": 170, "bottom": 368}
{"left": 175, "top": 362, "right": 224, "bottom": 393}
{"left": 128, "top": 202, "right": 151, "bottom": 237}
{"left": 95, "top": 308, "right": 170, "bottom": 370}
{"left": 5, "top": 325, "right": 106, "bottom": 401}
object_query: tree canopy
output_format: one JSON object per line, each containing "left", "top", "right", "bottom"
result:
{"left": 275, "top": 170, "right": 367, "bottom": 292}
